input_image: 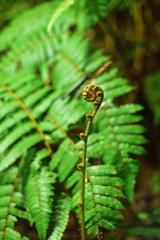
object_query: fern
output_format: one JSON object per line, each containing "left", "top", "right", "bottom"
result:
{"left": 93, "top": 70, "right": 147, "bottom": 203}
{"left": 0, "top": 1, "right": 147, "bottom": 239}
{"left": 85, "top": 165, "right": 124, "bottom": 236}
{"left": 66, "top": 164, "right": 125, "bottom": 238}
{"left": 25, "top": 168, "right": 56, "bottom": 240}
{"left": 0, "top": 1, "right": 70, "bottom": 52}
{"left": 48, "top": 194, "right": 71, "bottom": 240}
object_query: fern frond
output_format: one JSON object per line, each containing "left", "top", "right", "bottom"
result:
{"left": 0, "top": 8, "right": 75, "bottom": 73}
{"left": 86, "top": 69, "right": 147, "bottom": 203}
{"left": 70, "top": 164, "right": 124, "bottom": 238}
{"left": 0, "top": 1, "right": 69, "bottom": 52}
{"left": 0, "top": 2, "right": 147, "bottom": 239}
{"left": 88, "top": 105, "right": 145, "bottom": 203}
{"left": 48, "top": 194, "right": 71, "bottom": 240}
{"left": 0, "top": 73, "right": 59, "bottom": 169}
{"left": 25, "top": 167, "right": 56, "bottom": 240}
{"left": 0, "top": 228, "right": 30, "bottom": 240}
{"left": 84, "top": 165, "right": 124, "bottom": 237}
{"left": 0, "top": 30, "right": 62, "bottom": 72}
{"left": 101, "top": 105, "right": 146, "bottom": 203}
{"left": 0, "top": 167, "right": 30, "bottom": 240}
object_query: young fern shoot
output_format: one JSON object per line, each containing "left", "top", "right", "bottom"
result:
{"left": 79, "top": 84, "right": 104, "bottom": 240}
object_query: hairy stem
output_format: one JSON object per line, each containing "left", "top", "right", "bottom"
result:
{"left": 79, "top": 84, "right": 104, "bottom": 240}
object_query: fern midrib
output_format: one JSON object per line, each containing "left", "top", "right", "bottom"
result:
{"left": 1, "top": 174, "right": 18, "bottom": 240}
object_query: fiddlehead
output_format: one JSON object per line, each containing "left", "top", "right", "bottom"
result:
{"left": 78, "top": 84, "right": 104, "bottom": 240}
{"left": 82, "top": 84, "right": 103, "bottom": 107}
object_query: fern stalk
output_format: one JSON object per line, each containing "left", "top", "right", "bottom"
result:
{"left": 79, "top": 84, "right": 104, "bottom": 240}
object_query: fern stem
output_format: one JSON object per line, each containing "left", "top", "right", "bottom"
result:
{"left": 79, "top": 84, "right": 104, "bottom": 240}
{"left": 81, "top": 139, "right": 87, "bottom": 240}
{"left": 80, "top": 116, "right": 93, "bottom": 240}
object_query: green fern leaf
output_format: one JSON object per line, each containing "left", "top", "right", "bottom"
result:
{"left": 0, "top": 167, "right": 29, "bottom": 240}
{"left": 0, "top": 228, "right": 26, "bottom": 240}
{"left": 85, "top": 165, "right": 124, "bottom": 237}
{"left": 93, "top": 87, "right": 146, "bottom": 203}
{"left": 70, "top": 164, "right": 125, "bottom": 238}
{"left": 48, "top": 194, "right": 71, "bottom": 240}
{"left": 25, "top": 168, "right": 55, "bottom": 240}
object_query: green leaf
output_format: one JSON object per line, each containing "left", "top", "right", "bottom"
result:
{"left": 126, "top": 226, "right": 160, "bottom": 238}
{"left": 49, "top": 139, "right": 80, "bottom": 182}
{"left": 48, "top": 195, "right": 71, "bottom": 240}
{"left": 138, "top": 212, "right": 160, "bottom": 224}
{"left": 0, "top": 133, "right": 43, "bottom": 172}
{"left": 0, "top": 167, "right": 29, "bottom": 240}
{"left": 25, "top": 168, "right": 55, "bottom": 240}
